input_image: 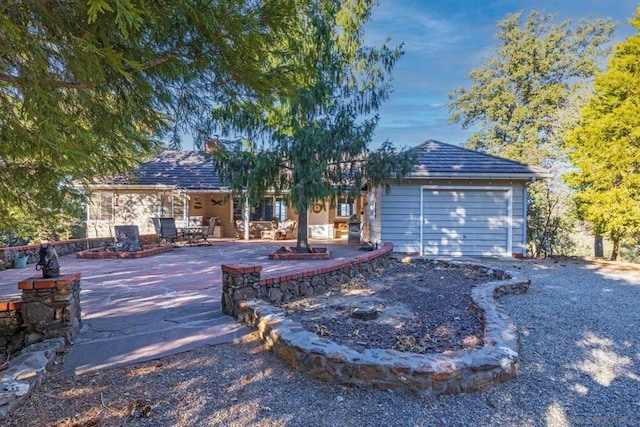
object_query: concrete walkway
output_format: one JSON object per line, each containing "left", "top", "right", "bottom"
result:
{"left": 0, "top": 239, "right": 362, "bottom": 376}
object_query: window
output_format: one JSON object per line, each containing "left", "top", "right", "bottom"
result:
{"left": 250, "top": 197, "right": 273, "bottom": 221}
{"left": 89, "top": 193, "right": 114, "bottom": 221}
{"left": 234, "top": 196, "right": 284, "bottom": 221}
{"left": 274, "top": 198, "right": 287, "bottom": 221}
{"left": 173, "top": 193, "right": 187, "bottom": 224}
{"left": 337, "top": 198, "right": 354, "bottom": 217}
{"left": 233, "top": 197, "right": 243, "bottom": 220}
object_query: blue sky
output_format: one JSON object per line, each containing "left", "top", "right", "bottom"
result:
{"left": 366, "top": 0, "right": 640, "bottom": 150}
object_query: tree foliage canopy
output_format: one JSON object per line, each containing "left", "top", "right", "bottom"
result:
{"left": 448, "top": 10, "right": 614, "bottom": 164}
{"left": 447, "top": 10, "right": 615, "bottom": 257}
{"left": 565, "top": 7, "right": 640, "bottom": 260}
{"left": 212, "top": 0, "right": 415, "bottom": 249}
{"left": 0, "top": 0, "right": 302, "bottom": 235}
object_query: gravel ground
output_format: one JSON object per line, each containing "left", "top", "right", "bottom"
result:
{"left": 8, "top": 257, "right": 640, "bottom": 426}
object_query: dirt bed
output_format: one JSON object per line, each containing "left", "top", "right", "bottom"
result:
{"left": 279, "top": 260, "right": 495, "bottom": 353}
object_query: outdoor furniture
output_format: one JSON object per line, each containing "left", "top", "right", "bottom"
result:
{"left": 262, "top": 219, "right": 297, "bottom": 240}
{"left": 235, "top": 220, "right": 263, "bottom": 239}
{"left": 188, "top": 216, "right": 203, "bottom": 227}
{"left": 277, "top": 220, "right": 297, "bottom": 239}
{"left": 151, "top": 217, "right": 180, "bottom": 246}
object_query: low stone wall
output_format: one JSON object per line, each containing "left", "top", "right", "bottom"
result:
{"left": 17, "top": 274, "right": 82, "bottom": 344}
{"left": 222, "top": 252, "right": 530, "bottom": 396}
{"left": 0, "top": 302, "right": 24, "bottom": 358}
{"left": 222, "top": 243, "right": 393, "bottom": 317}
{"left": 0, "top": 235, "right": 157, "bottom": 270}
{"left": 0, "top": 274, "right": 82, "bottom": 417}
{"left": 1, "top": 275, "right": 83, "bottom": 354}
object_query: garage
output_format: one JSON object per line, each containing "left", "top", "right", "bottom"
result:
{"left": 421, "top": 186, "right": 512, "bottom": 256}
{"left": 367, "top": 139, "right": 550, "bottom": 257}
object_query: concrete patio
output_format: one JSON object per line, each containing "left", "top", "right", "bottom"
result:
{"left": 0, "top": 239, "right": 363, "bottom": 376}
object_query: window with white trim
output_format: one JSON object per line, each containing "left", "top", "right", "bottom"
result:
{"left": 337, "top": 198, "right": 354, "bottom": 217}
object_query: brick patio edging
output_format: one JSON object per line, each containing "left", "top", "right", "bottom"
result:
{"left": 221, "top": 243, "right": 394, "bottom": 317}
{"left": 222, "top": 251, "right": 530, "bottom": 395}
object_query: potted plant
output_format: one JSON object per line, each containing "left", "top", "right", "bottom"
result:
{"left": 13, "top": 251, "right": 28, "bottom": 269}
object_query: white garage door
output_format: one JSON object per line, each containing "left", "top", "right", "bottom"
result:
{"left": 422, "top": 187, "right": 511, "bottom": 257}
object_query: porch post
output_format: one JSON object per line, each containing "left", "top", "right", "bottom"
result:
{"left": 243, "top": 193, "right": 250, "bottom": 241}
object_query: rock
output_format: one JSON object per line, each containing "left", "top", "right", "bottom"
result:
{"left": 351, "top": 308, "right": 379, "bottom": 321}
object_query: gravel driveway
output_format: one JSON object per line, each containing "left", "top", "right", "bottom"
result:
{"left": 9, "top": 257, "right": 640, "bottom": 426}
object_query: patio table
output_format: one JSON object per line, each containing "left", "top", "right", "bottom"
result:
{"left": 180, "top": 226, "right": 204, "bottom": 246}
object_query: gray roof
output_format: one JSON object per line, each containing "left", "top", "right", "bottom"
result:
{"left": 108, "top": 150, "right": 226, "bottom": 190}
{"left": 98, "top": 141, "right": 547, "bottom": 191}
{"left": 406, "top": 140, "right": 549, "bottom": 179}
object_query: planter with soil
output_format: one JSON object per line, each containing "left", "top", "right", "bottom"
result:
{"left": 268, "top": 246, "right": 330, "bottom": 260}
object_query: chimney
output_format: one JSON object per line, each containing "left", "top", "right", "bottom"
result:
{"left": 204, "top": 136, "right": 220, "bottom": 154}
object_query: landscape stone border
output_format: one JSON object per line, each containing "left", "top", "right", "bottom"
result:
{"left": 222, "top": 250, "right": 530, "bottom": 395}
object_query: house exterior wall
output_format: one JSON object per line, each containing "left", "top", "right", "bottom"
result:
{"left": 87, "top": 190, "right": 160, "bottom": 238}
{"left": 371, "top": 179, "right": 527, "bottom": 257}
{"left": 87, "top": 189, "right": 235, "bottom": 238}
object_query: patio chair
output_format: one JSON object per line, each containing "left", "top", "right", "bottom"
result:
{"left": 158, "top": 217, "right": 180, "bottom": 246}
{"left": 278, "top": 220, "right": 297, "bottom": 240}
{"left": 152, "top": 217, "right": 162, "bottom": 243}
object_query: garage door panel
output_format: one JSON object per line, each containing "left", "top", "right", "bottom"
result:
{"left": 422, "top": 188, "right": 511, "bottom": 256}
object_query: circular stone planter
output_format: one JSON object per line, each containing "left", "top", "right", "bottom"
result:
{"left": 76, "top": 244, "right": 173, "bottom": 259}
{"left": 268, "top": 247, "right": 330, "bottom": 260}
{"left": 234, "top": 260, "right": 530, "bottom": 396}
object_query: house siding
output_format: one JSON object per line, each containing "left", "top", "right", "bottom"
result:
{"left": 377, "top": 180, "right": 527, "bottom": 257}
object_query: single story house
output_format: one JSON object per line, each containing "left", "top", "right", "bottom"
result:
{"left": 84, "top": 139, "right": 548, "bottom": 257}
{"left": 367, "top": 140, "right": 549, "bottom": 257}
{"left": 84, "top": 150, "right": 360, "bottom": 239}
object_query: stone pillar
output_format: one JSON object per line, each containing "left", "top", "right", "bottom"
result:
{"left": 0, "top": 302, "right": 24, "bottom": 357}
{"left": 221, "top": 264, "right": 262, "bottom": 317}
{"left": 18, "top": 273, "right": 82, "bottom": 345}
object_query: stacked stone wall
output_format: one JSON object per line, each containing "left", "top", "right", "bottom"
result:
{"left": 221, "top": 248, "right": 530, "bottom": 396}
{"left": 18, "top": 274, "right": 82, "bottom": 344}
{"left": 222, "top": 243, "right": 393, "bottom": 317}
{"left": 0, "top": 274, "right": 82, "bottom": 417}
{"left": 0, "top": 235, "right": 157, "bottom": 270}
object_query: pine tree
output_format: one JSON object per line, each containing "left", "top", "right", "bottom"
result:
{"left": 0, "top": 0, "right": 303, "bottom": 236}
{"left": 448, "top": 10, "right": 615, "bottom": 256}
{"left": 212, "top": 0, "right": 414, "bottom": 250}
{"left": 565, "top": 7, "right": 640, "bottom": 260}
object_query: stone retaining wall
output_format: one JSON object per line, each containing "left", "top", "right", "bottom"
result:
{"left": 0, "top": 235, "right": 157, "bottom": 270}
{"left": 18, "top": 274, "right": 82, "bottom": 345}
{"left": 222, "top": 243, "right": 393, "bottom": 317}
{"left": 0, "top": 302, "right": 24, "bottom": 358}
{"left": 222, "top": 251, "right": 530, "bottom": 396}
{"left": 0, "top": 274, "right": 82, "bottom": 418}
{"left": 1, "top": 274, "right": 82, "bottom": 357}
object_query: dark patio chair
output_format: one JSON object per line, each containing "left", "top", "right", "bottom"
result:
{"left": 154, "top": 217, "right": 179, "bottom": 246}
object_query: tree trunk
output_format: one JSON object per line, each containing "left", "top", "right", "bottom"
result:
{"left": 594, "top": 235, "right": 604, "bottom": 258}
{"left": 610, "top": 238, "right": 619, "bottom": 261}
{"left": 296, "top": 204, "right": 309, "bottom": 250}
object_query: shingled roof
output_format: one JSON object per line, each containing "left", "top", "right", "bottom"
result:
{"left": 107, "top": 150, "right": 226, "bottom": 190}
{"left": 406, "top": 140, "right": 549, "bottom": 179}
{"left": 98, "top": 141, "right": 547, "bottom": 190}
